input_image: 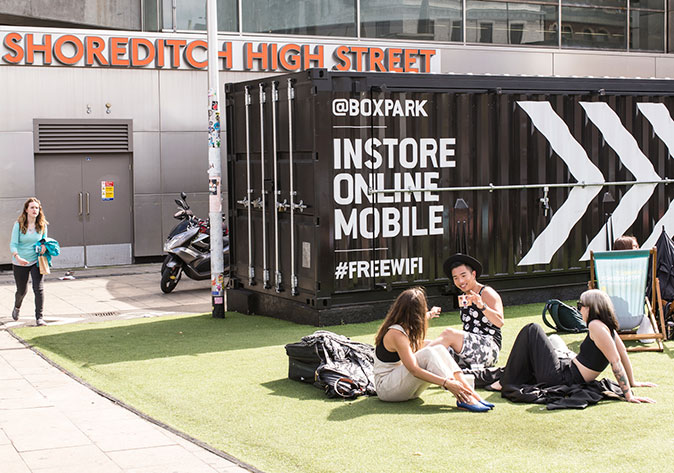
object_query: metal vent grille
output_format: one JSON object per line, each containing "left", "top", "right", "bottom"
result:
{"left": 90, "top": 311, "right": 120, "bottom": 317}
{"left": 34, "top": 120, "right": 132, "bottom": 154}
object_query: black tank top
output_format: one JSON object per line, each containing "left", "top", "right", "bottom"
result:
{"left": 576, "top": 330, "right": 613, "bottom": 372}
{"left": 459, "top": 286, "right": 502, "bottom": 349}
{"left": 375, "top": 343, "right": 400, "bottom": 362}
{"left": 375, "top": 324, "right": 406, "bottom": 362}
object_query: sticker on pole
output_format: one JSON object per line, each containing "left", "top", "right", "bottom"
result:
{"left": 101, "top": 181, "right": 114, "bottom": 201}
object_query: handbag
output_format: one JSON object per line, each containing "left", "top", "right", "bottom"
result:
{"left": 542, "top": 299, "right": 588, "bottom": 333}
{"left": 38, "top": 254, "right": 50, "bottom": 275}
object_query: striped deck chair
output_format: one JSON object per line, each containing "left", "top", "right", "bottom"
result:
{"left": 589, "top": 249, "right": 666, "bottom": 352}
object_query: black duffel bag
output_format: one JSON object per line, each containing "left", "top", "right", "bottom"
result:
{"left": 285, "top": 341, "right": 322, "bottom": 383}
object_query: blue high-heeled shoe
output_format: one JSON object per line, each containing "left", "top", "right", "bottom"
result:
{"left": 456, "top": 401, "right": 490, "bottom": 412}
{"left": 479, "top": 400, "right": 495, "bottom": 409}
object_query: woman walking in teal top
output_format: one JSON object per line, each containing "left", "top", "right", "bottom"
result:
{"left": 9, "top": 198, "right": 49, "bottom": 326}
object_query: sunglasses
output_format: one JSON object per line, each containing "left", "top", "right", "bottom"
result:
{"left": 577, "top": 301, "right": 585, "bottom": 311}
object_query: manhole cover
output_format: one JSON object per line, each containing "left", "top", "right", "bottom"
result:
{"left": 90, "top": 311, "right": 120, "bottom": 317}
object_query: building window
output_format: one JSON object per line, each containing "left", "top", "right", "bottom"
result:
{"left": 143, "top": 0, "right": 161, "bottom": 31}
{"left": 361, "top": 0, "right": 463, "bottom": 42}
{"left": 561, "top": 5, "right": 626, "bottom": 49}
{"left": 597, "top": 28, "right": 610, "bottom": 41}
{"left": 630, "top": 0, "right": 664, "bottom": 8}
{"left": 465, "top": 1, "right": 558, "bottom": 47}
{"left": 161, "top": 0, "right": 238, "bottom": 32}
{"left": 451, "top": 20, "right": 463, "bottom": 41}
{"left": 630, "top": 8, "right": 664, "bottom": 51}
{"left": 510, "top": 22, "right": 525, "bottom": 44}
{"left": 480, "top": 22, "right": 494, "bottom": 42}
{"left": 150, "top": 0, "right": 666, "bottom": 54}
{"left": 242, "top": 0, "right": 356, "bottom": 36}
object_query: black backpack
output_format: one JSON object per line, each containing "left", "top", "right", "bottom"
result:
{"left": 542, "top": 299, "right": 588, "bottom": 333}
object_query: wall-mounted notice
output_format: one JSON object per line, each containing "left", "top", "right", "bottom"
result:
{"left": 101, "top": 180, "right": 114, "bottom": 201}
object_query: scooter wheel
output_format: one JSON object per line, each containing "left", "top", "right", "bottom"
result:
{"left": 160, "top": 266, "right": 181, "bottom": 294}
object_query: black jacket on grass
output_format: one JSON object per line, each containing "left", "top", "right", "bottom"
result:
{"left": 501, "top": 378, "right": 623, "bottom": 410}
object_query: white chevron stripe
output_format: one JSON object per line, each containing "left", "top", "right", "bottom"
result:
{"left": 637, "top": 103, "right": 674, "bottom": 249}
{"left": 580, "top": 102, "right": 661, "bottom": 260}
{"left": 517, "top": 101, "right": 605, "bottom": 266}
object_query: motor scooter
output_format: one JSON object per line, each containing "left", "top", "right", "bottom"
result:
{"left": 160, "top": 192, "right": 229, "bottom": 294}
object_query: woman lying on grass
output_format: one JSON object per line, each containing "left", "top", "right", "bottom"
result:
{"left": 373, "top": 287, "right": 494, "bottom": 412}
{"left": 490, "top": 289, "right": 656, "bottom": 404}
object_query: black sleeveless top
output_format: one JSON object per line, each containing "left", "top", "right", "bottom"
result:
{"left": 576, "top": 330, "right": 614, "bottom": 372}
{"left": 459, "top": 286, "right": 502, "bottom": 349}
{"left": 375, "top": 343, "right": 400, "bottom": 362}
{"left": 375, "top": 324, "right": 406, "bottom": 362}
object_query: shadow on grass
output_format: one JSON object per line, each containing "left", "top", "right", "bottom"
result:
{"left": 262, "top": 378, "right": 492, "bottom": 420}
{"left": 326, "top": 395, "right": 462, "bottom": 421}
{"left": 17, "top": 312, "right": 379, "bottom": 365}
{"left": 4, "top": 310, "right": 448, "bottom": 366}
{"left": 14, "top": 300, "right": 575, "bottom": 367}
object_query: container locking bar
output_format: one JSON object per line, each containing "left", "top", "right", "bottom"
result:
{"left": 259, "top": 83, "right": 270, "bottom": 289}
{"left": 271, "top": 81, "right": 283, "bottom": 292}
{"left": 244, "top": 86, "right": 255, "bottom": 285}
{"left": 288, "top": 79, "right": 299, "bottom": 296}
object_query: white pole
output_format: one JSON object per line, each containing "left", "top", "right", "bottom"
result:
{"left": 207, "top": 0, "right": 225, "bottom": 318}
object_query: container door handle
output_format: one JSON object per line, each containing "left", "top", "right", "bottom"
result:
{"left": 78, "top": 192, "right": 83, "bottom": 216}
{"left": 85, "top": 192, "right": 90, "bottom": 215}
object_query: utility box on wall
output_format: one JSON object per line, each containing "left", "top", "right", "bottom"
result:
{"left": 225, "top": 69, "right": 674, "bottom": 325}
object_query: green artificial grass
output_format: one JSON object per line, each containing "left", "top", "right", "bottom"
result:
{"left": 13, "top": 304, "right": 674, "bottom": 473}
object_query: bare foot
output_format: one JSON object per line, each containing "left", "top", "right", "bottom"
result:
{"left": 489, "top": 380, "right": 502, "bottom": 391}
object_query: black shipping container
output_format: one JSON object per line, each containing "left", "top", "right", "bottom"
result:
{"left": 225, "top": 70, "right": 674, "bottom": 325}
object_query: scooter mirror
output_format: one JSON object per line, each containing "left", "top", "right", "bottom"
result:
{"left": 180, "top": 192, "right": 187, "bottom": 200}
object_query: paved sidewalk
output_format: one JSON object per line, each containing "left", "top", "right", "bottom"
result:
{"left": 0, "top": 264, "right": 212, "bottom": 327}
{"left": 0, "top": 264, "right": 252, "bottom": 473}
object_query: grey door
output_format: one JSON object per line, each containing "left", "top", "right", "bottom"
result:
{"left": 35, "top": 153, "right": 133, "bottom": 267}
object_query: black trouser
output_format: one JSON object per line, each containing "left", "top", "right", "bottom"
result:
{"left": 13, "top": 263, "right": 44, "bottom": 320}
{"left": 500, "top": 323, "right": 584, "bottom": 387}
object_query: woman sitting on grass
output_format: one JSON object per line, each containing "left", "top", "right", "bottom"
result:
{"left": 373, "top": 287, "right": 494, "bottom": 412}
{"left": 490, "top": 289, "right": 656, "bottom": 404}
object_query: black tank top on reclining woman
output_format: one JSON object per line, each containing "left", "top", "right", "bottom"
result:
{"left": 575, "top": 329, "right": 614, "bottom": 372}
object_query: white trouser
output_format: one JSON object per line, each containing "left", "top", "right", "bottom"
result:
{"left": 374, "top": 345, "right": 461, "bottom": 402}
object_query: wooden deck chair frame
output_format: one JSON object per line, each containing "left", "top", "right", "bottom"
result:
{"left": 589, "top": 248, "right": 667, "bottom": 352}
